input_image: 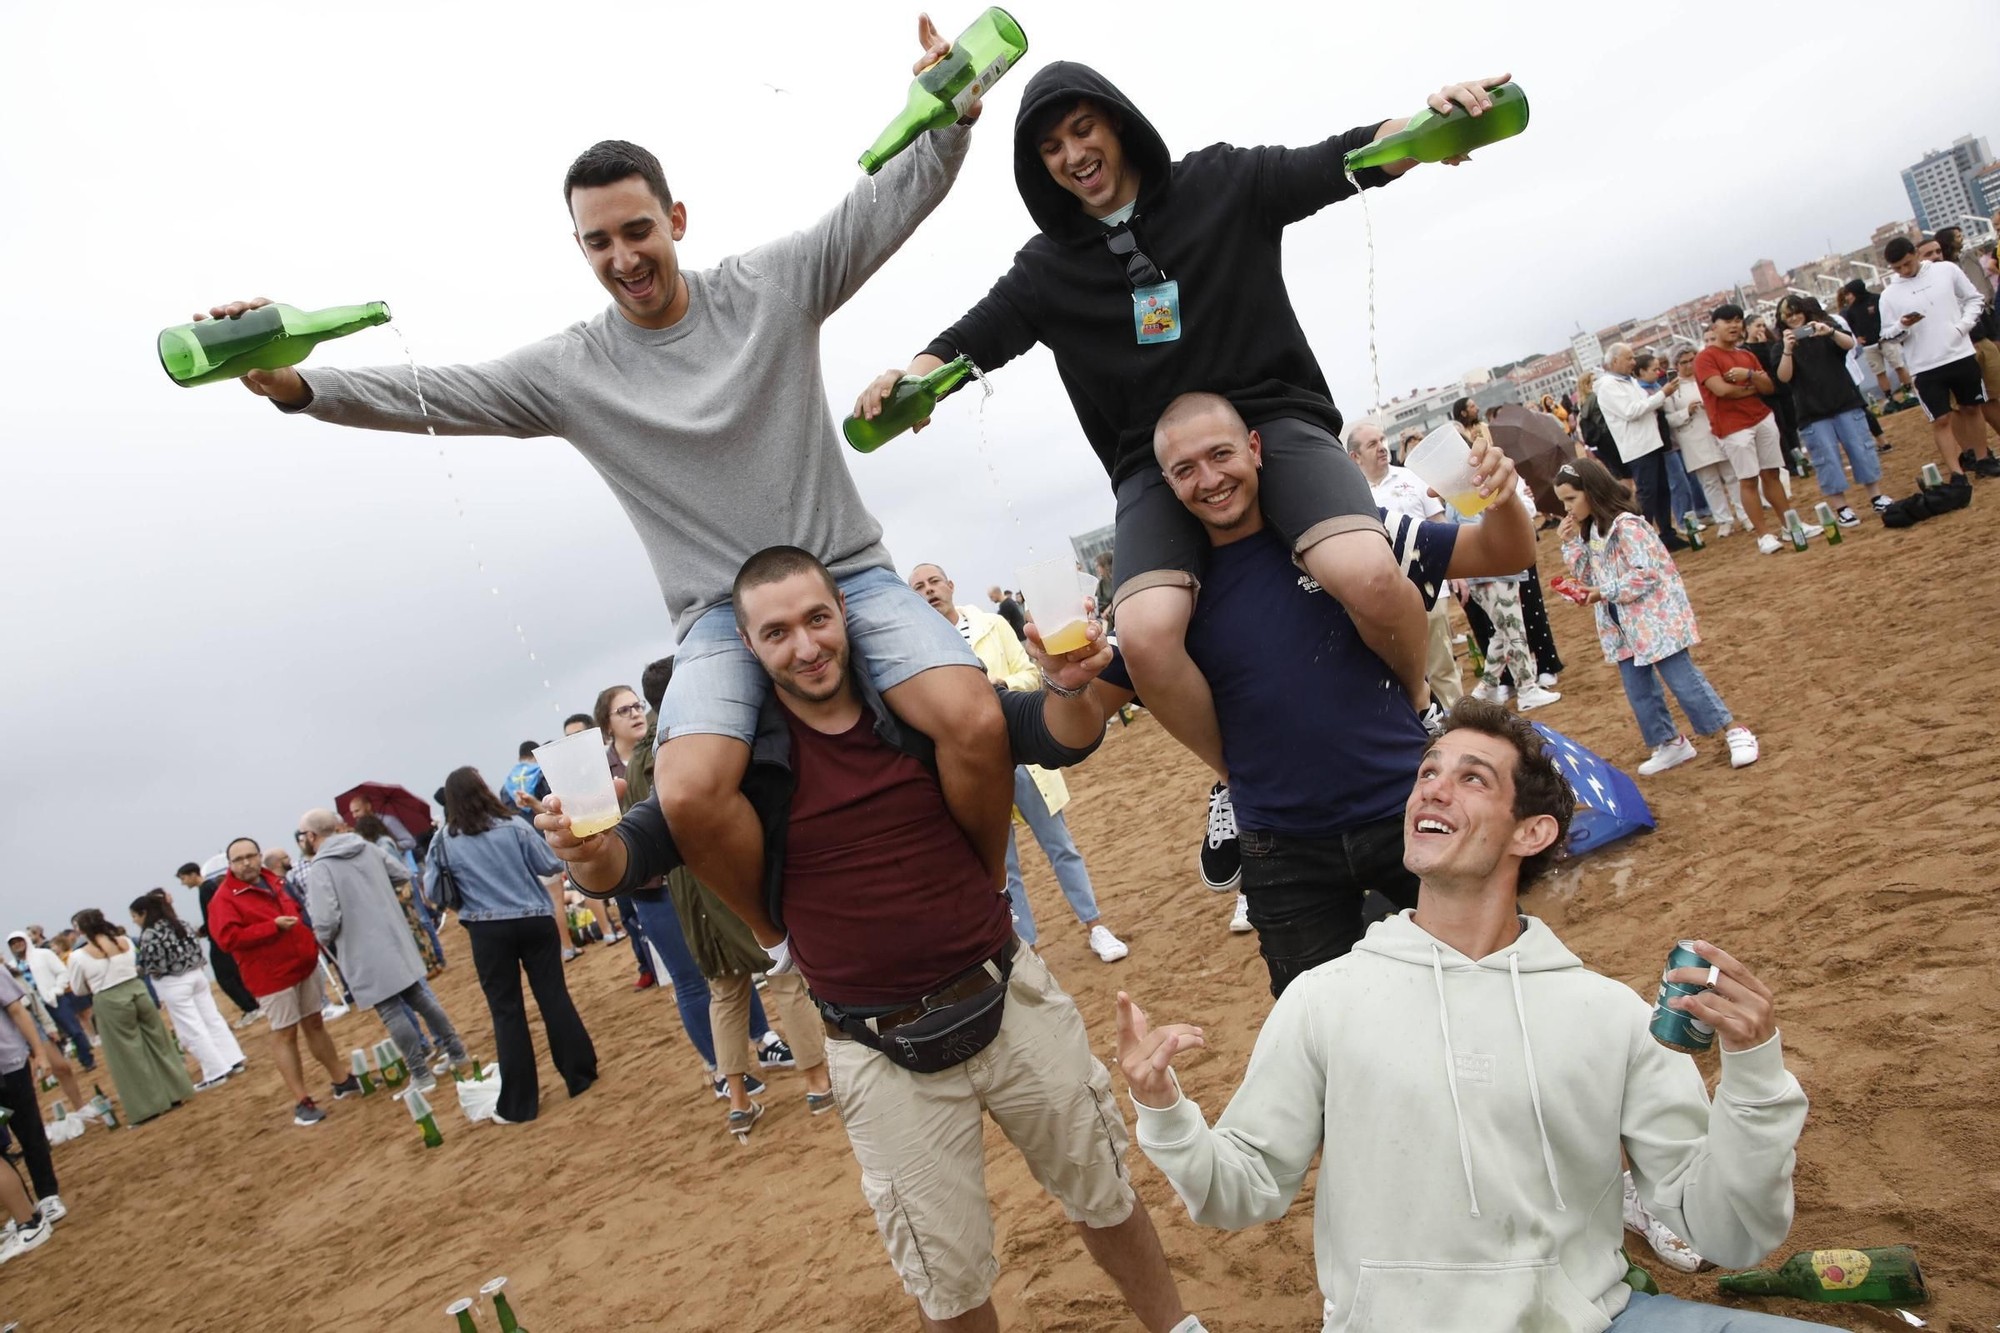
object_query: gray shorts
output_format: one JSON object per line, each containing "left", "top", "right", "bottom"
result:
{"left": 1108, "top": 416, "right": 1386, "bottom": 609}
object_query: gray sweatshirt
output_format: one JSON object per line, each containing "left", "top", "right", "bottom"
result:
{"left": 289, "top": 126, "right": 972, "bottom": 636}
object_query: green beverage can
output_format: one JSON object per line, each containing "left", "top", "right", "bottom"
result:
{"left": 1650, "top": 941, "right": 1714, "bottom": 1053}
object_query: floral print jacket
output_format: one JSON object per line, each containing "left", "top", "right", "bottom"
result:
{"left": 1560, "top": 512, "right": 1700, "bottom": 667}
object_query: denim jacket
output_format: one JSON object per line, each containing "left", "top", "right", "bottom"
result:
{"left": 426, "top": 819, "right": 564, "bottom": 923}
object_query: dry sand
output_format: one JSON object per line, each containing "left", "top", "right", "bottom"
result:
{"left": 9, "top": 410, "right": 1996, "bottom": 1332}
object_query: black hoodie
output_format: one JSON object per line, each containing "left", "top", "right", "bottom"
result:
{"left": 920, "top": 62, "right": 1396, "bottom": 486}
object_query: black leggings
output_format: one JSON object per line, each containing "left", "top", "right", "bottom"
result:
{"left": 464, "top": 916, "right": 597, "bottom": 1122}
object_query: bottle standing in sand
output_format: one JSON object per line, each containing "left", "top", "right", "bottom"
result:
{"left": 1718, "top": 1246, "right": 1927, "bottom": 1305}
{"left": 406, "top": 1086, "right": 444, "bottom": 1148}
{"left": 157, "top": 302, "right": 391, "bottom": 387}
{"left": 1682, "top": 514, "right": 1705, "bottom": 551}
{"left": 845, "top": 355, "right": 976, "bottom": 452}
{"left": 481, "top": 1277, "right": 528, "bottom": 1333}
{"left": 858, "top": 8, "right": 1028, "bottom": 175}
{"left": 447, "top": 1298, "right": 480, "bottom": 1333}
{"left": 350, "top": 1049, "right": 379, "bottom": 1096}
{"left": 1341, "top": 82, "right": 1530, "bottom": 175}
{"left": 1814, "top": 501, "right": 1843, "bottom": 546}
{"left": 90, "top": 1085, "right": 120, "bottom": 1129}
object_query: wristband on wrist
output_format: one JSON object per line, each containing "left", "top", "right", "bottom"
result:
{"left": 1039, "top": 669, "right": 1086, "bottom": 698}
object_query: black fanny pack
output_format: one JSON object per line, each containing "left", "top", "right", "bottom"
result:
{"left": 822, "top": 945, "right": 1014, "bottom": 1074}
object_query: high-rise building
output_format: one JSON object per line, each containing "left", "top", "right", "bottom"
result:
{"left": 1069, "top": 522, "right": 1116, "bottom": 571}
{"left": 1901, "top": 135, "right": 1993, "bottom": 233}
{"left": 1968, "top": 162, "right": 2000, "bottom": 221}
{"left": 1569, "top": 328, "right": 1603, "bottom": 374}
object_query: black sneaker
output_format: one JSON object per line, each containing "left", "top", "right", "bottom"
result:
{"left": 330, "top": 1075, "right": 362, "bottom": 1100}
{"left": 1960, "top": 448, "right": 1978, "bottom": 472}
{"left": 713, "top": 1072, "right": 767, "bottom": 1100}
{"left": 1975, "top": 456, "right": 2000, "bottom": 479}
{"left": 293, "top": 1098, "right": 328, "bottom": 1126}
{"left": 1199, "top": 783, "right": 1241, "bottom": 891}
{"left": 757, "top": 1036, "right": 796, "bottom": 1070}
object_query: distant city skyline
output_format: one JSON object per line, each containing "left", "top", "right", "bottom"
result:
{"left": 1369, "top": 124, "right": 1996, "bottom": 430}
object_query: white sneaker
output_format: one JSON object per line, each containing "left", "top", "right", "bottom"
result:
{"left": 1469, "top": 680, "right": 1508, "bottom": 704}
{"left": 1229, "top": 893, "right": 1253, "bottom": 934}
{"left": 1755, "top": 533, "right": 1782, "bottom": 555}
{"left": 1088, "top": 925, "right": 1130, "bottom": 963}
{"left": 1622, "top": 1171, "right": 1702, "bottom": 1272}
{"left": 1725, "top": 726, "right": 1760, "bottom": 769}
{"left": 1637, "top": 735, "right": 1698, "bottom": 776}
{"left": 35, "top": 1194, "right": 66, "bottom": 1224}
{"left": 0, "top": 1214, "right": 52, "bottom": 1265}
{"left": 1711, "top": 521, "right": 1732, "bottom": 539}
{"left": 1515, "top": 684, "right": 1562, "bottom": 711}
{"left": 1536, "top": 673, "right": 1559, "bottom": 689}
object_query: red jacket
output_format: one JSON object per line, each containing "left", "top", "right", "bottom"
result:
{"left": 208, "top": 869, "right": 320, "bottom": 996}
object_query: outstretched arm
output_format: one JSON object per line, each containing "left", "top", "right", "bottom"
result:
{"left": 195, "top": 297, "right": 564, "bottom": 437}
{"left": 749, "top": 17, "right": 975, "bottom": 322}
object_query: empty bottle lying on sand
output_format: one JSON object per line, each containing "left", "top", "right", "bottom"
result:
{"left": 157, "top": 302, "right": 390, "bottom": 387}
{"left": 859, "top": 8, "right": 1028, "bottom": 174}
{"left": 1341, "top": 82, "right": 1530, "bottom": 175}
{"left": 1718, "top": 1245, "right": 1926, "bottom": 1305}
{"left": 845, "top": 356, "right": 976, "bottom": 452}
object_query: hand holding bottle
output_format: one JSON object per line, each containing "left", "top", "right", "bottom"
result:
{"left": 914, "top": 13, "right": 980, "bottom": 124}
{"left": 854, "top": 353, "right": 946, "bottom": 430}
{"left": 190, "top": 297, "right": 312, "bottom": 405}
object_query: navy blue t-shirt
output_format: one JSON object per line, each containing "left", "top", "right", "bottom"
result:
{"left": 1104, "top": 513, "right": 1457, "bottom": 837}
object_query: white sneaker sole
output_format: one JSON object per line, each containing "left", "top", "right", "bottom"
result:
{"left": 1093, "top": 946, "right": 1130, "bottom": 963}
{"left": 1638, "top": 746, "right": 1698, "bottom": 776}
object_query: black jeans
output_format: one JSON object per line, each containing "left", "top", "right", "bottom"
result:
{"left": 1630, "top": 450, "right": 1680, "bottom": 543}
{"left": 0, "top": 1065, "right": 58, "bottom": 1202}
{"left": 207, "top": 944, "right": 259, "bottom": 1017}
{"left": 1240, "top": 814, "right": 1418, "bottom": 998}
{"left": 464, "top": 916, "right": 597, "bottom": 1122}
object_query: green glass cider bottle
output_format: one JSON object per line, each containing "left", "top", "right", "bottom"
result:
{"left": 1341, "top": 83, "right": 1530, "bottom": 175}
{"left": 858, "top": 8, "right": 1028, "bottom": 174}
{"left": 844, "top": 356, "right": 976, "bottom": 453}
{"left": 157, "top": 301, "right": 391, "bottom": 387}
{"left": 1718, "top": 1246, "right": 1926, "bottom": 1305}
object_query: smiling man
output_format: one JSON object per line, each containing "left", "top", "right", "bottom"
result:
{"left": 858, "top": 61, "right": 1512, "bottom": 895}
{"left": 544, "top": 546, "right": 1204, "bottom": 1333}
{"left": 1115, "top": 699, "right": 1814, "bottom": 1333}
{"left": 196, "top": 17, "right": 1015, "bottom": 953}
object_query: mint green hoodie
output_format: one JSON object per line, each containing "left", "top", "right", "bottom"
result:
{"left": 1133, "top": 912, "right": 1807, "bottom": 1332}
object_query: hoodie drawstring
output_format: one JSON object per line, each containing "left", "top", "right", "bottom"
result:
{"left": 1508, "top": 953, "right": 1567, "bottom": 1212}
{"left": 1430, "top": 945, "right": 1482, "bottom": 1217}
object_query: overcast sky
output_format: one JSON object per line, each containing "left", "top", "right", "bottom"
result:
{"left": 4, "top": 1, "right": 1996, "bottom": 932}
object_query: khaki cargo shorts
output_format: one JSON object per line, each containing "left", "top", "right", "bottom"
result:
{"left": 255, "top": 968, "right": 326, "bottom": 1032}
{"left": 825, "top": 944, "right": 1135, "bottom": 1321}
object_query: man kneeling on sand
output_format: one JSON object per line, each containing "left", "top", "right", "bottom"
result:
{"left": 543, "top": 546, "right": 1208, "bottom": 1333}
{"left": 1116, "top": 700, "right": 1817, "bottom": 1332}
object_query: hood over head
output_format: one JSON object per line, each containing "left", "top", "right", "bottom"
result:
{"left": 1840, "top": 277, "right": 1869, "bottom": 302}
{"left": 1012, "top": 61, "right": 1172, "bottom": 244}
{"left": 5, "top": 932, "right": 29, "bottom": 951}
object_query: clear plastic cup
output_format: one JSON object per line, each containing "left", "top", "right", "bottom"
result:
{"left": 1404, "top": 424, "right": 1493, "bottom": 516}
{"left": 533, "top": 728, "right": 623, "bottom": 839}
{"left": 1015, "top": 557, "right": 1097, "bottom": 656}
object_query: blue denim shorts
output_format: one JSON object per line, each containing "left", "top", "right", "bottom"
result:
{"left": 659, "top": 566, "right": 980, "bottom": 746}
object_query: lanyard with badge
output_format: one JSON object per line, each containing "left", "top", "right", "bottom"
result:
{"left": 1104, "top": 221, "right": 1181, "bottom": 344}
